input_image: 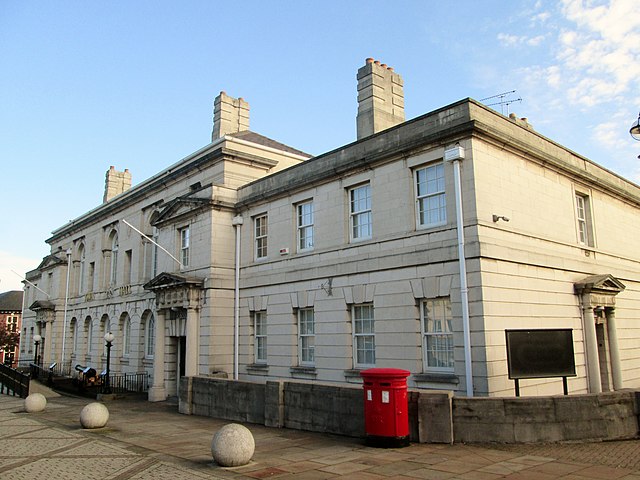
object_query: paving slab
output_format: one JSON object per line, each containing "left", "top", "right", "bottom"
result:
{"left": 1, "top": 392, "right": 640, "bottom": 479}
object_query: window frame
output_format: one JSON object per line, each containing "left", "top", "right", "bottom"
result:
{"left": 123, "top": 316, "right": 132, "bottom": 356}
{"left": 145, "top": 315, "right": 155, "bottom": 358}
{"left": 352, "top": 303, "right": 375, "bottom": 368}
{"left": 254, "top": 311, "right": 267, "bottom": 364}
{"left": 349, "top": 183, "right": 372, "bottom": 242}
{"left": 575, "top": 191, "right": 594, "bottom": 247}
{"left": 110, "top": 233, "right": 119, "bottom": 286}
{"left": 415, "top": 162, "right": 447, "bottom": 228}
{"left": 296, "top": 201, "right": 314, "bottom": 252}
{"left": 298, "top": 308, "right": 315, "bottom": 366}
{"left": 179, "top": 226, "right": 190, "bottom": 267}
{"left": 421, "top": 297, "right": 454, "bottom": 373}
{"left": 254, "top": 214, "right": 268, "bottom": 260}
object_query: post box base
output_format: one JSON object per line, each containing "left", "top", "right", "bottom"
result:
{"left": 365, "top": 434, "right": 410, "bottom": 448}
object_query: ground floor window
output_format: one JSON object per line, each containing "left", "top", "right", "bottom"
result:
{"left": 422, "top": 297, "right": 454, "bottom": 371}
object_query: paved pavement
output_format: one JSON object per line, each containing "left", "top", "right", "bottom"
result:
{"left": 2, "top": 392, "right": 640, "bottom": 479}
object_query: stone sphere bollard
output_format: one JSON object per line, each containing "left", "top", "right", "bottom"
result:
{"left": 24, "top": 393, "right": 47, "bottom": 413}
{"left": 79, "top": 402, "right": 109, "bottom": 429}
{"left": 211, "top": 423, "right": 255, "bottom": 467}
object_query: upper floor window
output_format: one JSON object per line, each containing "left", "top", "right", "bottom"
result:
{"left": 254, "top": 214, "right": 268, "bottom": 259}
{"left": 415, "top": 163, "right": 446, "bottom": 227}
{"left": 353, "top": 304, "right": 375, "bottom": 367}
{"left": 254, "top": 311, "right": 267, "bottom": 363}
{"left": 297, "top": 201, "right": 314, "bottom": 252}
{"left": 422, "top": 297, "right": 454, "bottom": 372}
{"left": 6, "top": 316, "right": 18, "bottom": 332}
{"left": 179, "top": 226, "right": 190, "bottom": 267}
{"left": 575, "top": 192, "right": 594, "bottom": 247}
{"left": 349, "top": 184, "right": 372, "bottom": 241}
{"left": 298, "top": 308, "right": 315, "bottom": 366}
{"left": 78, "top": 244, "right": 86, "bottom": 293}
{"left": 110, "top": 233, "right": 119, "bottom": 286}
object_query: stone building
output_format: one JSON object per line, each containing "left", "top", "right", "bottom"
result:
{"left": 20, "top": 59, "right": 640, "bottom": 399}
{"left": 0, "top": 290, "right": 23, "bottom": 367}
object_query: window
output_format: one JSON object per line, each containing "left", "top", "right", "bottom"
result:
{"left": 415, "top": 163, "right": 446, "bottom": 227}
{"left": 297, "top": 202, "right": 314, "bottom": 251}
{"left": 78, "top": 245, "right": 86, "bottom": 293}
{"left": 179, "top": 226, "right": 190, "bottom": 267}
{"left": 110, "top": 233, "right": 119, "bottom": 285}
{"left": 87, "top": 320, "right": 93, "bottom": 354}
{"left": 422, "top": 297, "right": 454, "bottom": 371}
{"left": 575, "top": 193, "right": 594, "bottom": 246}
{"left": 298, "top": 308, "right": 315, "bottom": 365}
{"left": 254, "top": 214, "right": 268, "bottom": 259}
{"left": 145, "top": 315, "right": 155, "bottom": 358}
{"left": 123, "top": 316, "right": 131, "bottom": 356}
{"left": 72, "top": 320, "right": 79, "bottom": 353}
{"left": 349, "top": 184, "right": 372, "bottom": 241}
{"left": 21, "top": 328, "right": 26, "bottom": 352}
{"left": 353, "top": 304, "right": 375, "bottom": 367}
{"left": 124, "top": 250, "right": 132, "bottom": 284}
{"left": 7, "top": 316, "right": 18, "bottom": 332}
{"left": 88, "top": 262, "right": 95, "bottom": 292}
{"left": 254, "top": 311, "right": 267, "bottom": 363}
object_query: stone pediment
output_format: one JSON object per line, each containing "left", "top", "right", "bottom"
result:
{"left": 151, "top": 196, "right": 214, "bottom": 227}
{"left": 29, "top": 300, "right": 55, "bottom": 311}
{"left": 144, "top": 272, "right": 203, "bottom": 291}
{"left": 574, "top": 274, "right": 626, "bottom": 295}
{"left": 36, "top": 254, "right": 66, "bottom": 271}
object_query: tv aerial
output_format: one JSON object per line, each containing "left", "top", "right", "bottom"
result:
{"left": 480, "top": 90, "right": 522, "bottom": 115}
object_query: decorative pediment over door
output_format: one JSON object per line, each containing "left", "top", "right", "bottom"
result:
{"left": 143, "top": 272, "right": 203, "bottom": 310}
{"left": 574, "top": 274, "right": 626, "bottom": 307}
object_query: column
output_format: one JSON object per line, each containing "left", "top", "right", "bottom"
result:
{"left": 606, "top": 308, "right": 623, "bottom": 390}
{"left": 148, "top": 309, "right": 166, "bottom": 402}
{"left": 185, "top": 307, "right": 199, "bottom": 377}
{"left": 582, "top": 304, "right": 601, "bottom": 393}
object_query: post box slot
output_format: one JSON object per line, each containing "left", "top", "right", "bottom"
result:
{"left": 380, "top": 382, "right": 391, "bottom": 386}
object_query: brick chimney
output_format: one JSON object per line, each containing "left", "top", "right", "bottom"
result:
{"left": 356, "top": 58, "right": 405, "bottom": 139}
{"left": 103, "top": 166, "right": 132, "bottom": 203}
{"left": 212, "top": 91, "right": 250, "bottom": 141}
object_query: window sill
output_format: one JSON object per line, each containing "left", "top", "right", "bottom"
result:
{"left": 247, "top": 363, "right": 269, "bottom": 375}
{"left": 290, "top": 366, "right": 317, "bottom": 378}
{"left": 343, "top": 369, "right": 367, "bottom": 383}
{"left": 414, "top": 373, "right": 459, "bottom": 385}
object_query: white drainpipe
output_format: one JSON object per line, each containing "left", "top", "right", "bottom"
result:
{"left": 232, "top": 215, "right": 244, "bottom": 380}
{"left": 445, "top": 144, "right": 474, "bottom": 397}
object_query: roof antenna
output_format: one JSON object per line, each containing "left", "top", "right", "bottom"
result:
{"left": 480, "top": 90, "right": 522, "bottom": 115}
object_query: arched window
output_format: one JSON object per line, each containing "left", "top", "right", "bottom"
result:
{"left": 145, "top": 314, "right": 155, "bottom": 358}
{"left": 123, "top": 315, "right": 131, "bottom": 356}
{"left": 71, "top": 318, "right": 78, "bottom": 354}
{"left": 86, "top": 317, "right": 93, "bottom": 354}
{"left": 78, "top": 244, "right": 86, "bottom": 294}
{"left": 110, "top": 232, "right": 119, "bottom": 286}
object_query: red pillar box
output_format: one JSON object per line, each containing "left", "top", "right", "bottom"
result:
{"left": 360, "top": 368, "right": 411, "bottom": 448}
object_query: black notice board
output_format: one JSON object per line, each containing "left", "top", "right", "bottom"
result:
{"left": 505, "top": 329, "right": 577, "bottom": 380}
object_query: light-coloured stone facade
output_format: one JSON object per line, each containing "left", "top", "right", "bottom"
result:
{"left": 20, "top": 61, "right": 640, "bottom": 399}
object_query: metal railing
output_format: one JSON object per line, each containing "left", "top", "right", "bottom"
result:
{"left": 101, "top": 372, "right": 149, "bottom": 394}
{"left": 0, "top": 363, "right": 30, "bottom": 398}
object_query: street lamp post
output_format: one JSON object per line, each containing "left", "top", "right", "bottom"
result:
{"left": 103, "top": 332, "right": 115, "bottom": 394}
{"left": 33, "top": 334, "right": 42, "bottom": 379}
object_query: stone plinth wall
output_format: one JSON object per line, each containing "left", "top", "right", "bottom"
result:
{"left": 453, "top": 391, "right": 640, "bottom": 443}
{"left": 179, "top": 376, "right": 639, "bottom": 444}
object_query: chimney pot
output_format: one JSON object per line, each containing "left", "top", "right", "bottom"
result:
{"left": 387, "top": 67, "right": 394, "bottom": 71}
{"left": 374, "top": 60, "right": 381, "bottom": 65}
{"left": 381, "top": 64, "right": 387, "bottom": 68}
{"left": 365, "top": 57, "right": 374, "bottom": 64}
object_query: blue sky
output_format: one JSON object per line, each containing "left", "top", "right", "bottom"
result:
{"left": 1, "top": 0, "right": 639, "bottom": 291}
